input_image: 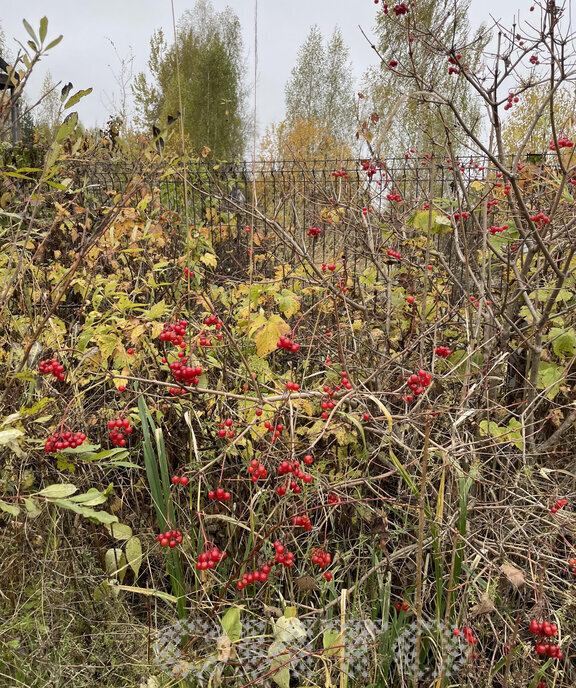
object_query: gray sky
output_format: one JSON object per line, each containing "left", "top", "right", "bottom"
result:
{"left": 2, "top": 0, "right": 519, "bottom": 148}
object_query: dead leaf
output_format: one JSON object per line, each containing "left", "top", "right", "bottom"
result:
{"left": 500, "top": 564, "right": 526, "bottom": 587}
{"left": 470, "top": 592, "right": 496, "bottom": 616}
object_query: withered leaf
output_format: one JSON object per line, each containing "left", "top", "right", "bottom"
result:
{"left": 470, "top": 593, "right": 496, "bottom": 617}
{"left": 500, "top": 564, "right": 526, "bottom": 587}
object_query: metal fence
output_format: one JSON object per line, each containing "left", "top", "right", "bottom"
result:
{"left": 67, "top": 156, "right": 549, "bottom": 283}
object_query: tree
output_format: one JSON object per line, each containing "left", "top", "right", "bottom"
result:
{"left": 133, "top": 0, "right": 248, "bottom": 159}
{"left": 362, "top": 0, "right": 487, "bottom": 157}
{"left": 284, "top": 25, "right": 355, "bottom": 145}
{"left": 35, "top": 71, "right": 61, "bottom": 140}
{"left": 502, "top": 83, "right": 576, "bottom": 155}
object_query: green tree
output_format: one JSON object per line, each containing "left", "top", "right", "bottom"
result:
{"left": 283, "top": 25, "right": 356, "bottom": 147}
{"left": 362, "top": 0, "right": 487, "bottom": 157}
{"left": 133, "top": 0, "right": 248, "bottom": 159}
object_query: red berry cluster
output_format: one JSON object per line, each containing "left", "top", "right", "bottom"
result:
{"left": 549, "top": 135, "right": 574, "bottom": 150}
{"left": 447, "top": 54, "right": 463, "bottom": 75}
{"left": 292, "top": 514, "right": 312, "bottom": 531}
{"left": 551, "top": 498, "right": 567, "bottom": 514}
{"left": 435, "top": 345, "right": 452, "bottom": 358}
{"left": 276, "top": 460, "right": 312, "bottom": 495}
{"left": 453, "top": 626, "right": 477, "bottom": 645}
{"left": 331, "top": 169, "right": 348, "bottom": 179}
{"left": 396, "top": 600, "right": 409, "bottom": 612}
{"left": 489, "top": 224, "right": 509, "bottom": 235}
{"left": 386, "top": 248, "right": 402, "bottom": 260}
{"left": 504, "top": 93, "right": 519, "bottom": 111}
{"left": 286, "top": 380, "right": 300, "bottom": 391}
{"left": 274, "top": 541, "right": 295, "bottom": 567}
{"left": 158, "top": 529, "right": 183, "bottom": 548}
{"left": 311, "top": 547, "right": 331, "bottom": 569}
{"left": 44, "top": 430, "right": 87, "bottom": 453}
{"left": 452, "top": 212, "right": 469, "bottom": 220}
{"left": 568, "top": 557, "right": 576, "bottom": 574}
{"left": 107, "top": 417, "right": 133, "bottom": 447}
{"left": 159, "top": 320, "right": 187, "bottom": 348}
{"left": 362, "top": 160, "right": 377, "bottom": 178}
{"left": 39, "top": 357, "right": 65, "bottom": 381}
{"left": 204, "top": 314, "right": 223, "bottom": 329}
{"left": 218, "top": 418, "right": 235, "bottom": 439}
{"left": 307, "top": 226, "right": 322, "bottom": 237}
{"left": 530, "top": 212, "right": 550, "bottom": 226}
{"left": 171, "top": 474, "right": 189, "bottom": 486}
{"left": 529, "top": 54, "right": 540, "bottom": 65}
{"left": 386, "top": 193, "right": 403, "bottom": 203}
{"left": 277, "top": 335, "right": 300, "bottom": 353}
{"left": 183, "top": 266, "right": 194, "bottom": 277}
{"left": 529, "top": 619, "right": 562, "bottom": 659}
{"left": 169, "top": 356, "right": 202, "bottom": 386}
{"left": 208, "top": 487, "right": 232, "bottom": 501}
{"left": 236, "top": 562, "right": 271, "bottom": 589}
{"left": 322, "top": 571, "right": 333, "bottom": 581}
{"left": 263, "top": 421, "right": 284, "bottom": 442}
{"left": 403, "top": 369, "right": 432, "bottom": 402}
{"left": 320, "top": 385, "right": 336, "bottom": 419}
{"left": 249, "top": 459, "right": 268, "bottom": 482}
{"left": 195, "top": 546, "right": 226, "bottom": 570}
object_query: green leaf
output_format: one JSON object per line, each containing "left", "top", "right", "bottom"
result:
{"left": 22, "top": 19, "right": 38, "bottom": 43}
{"left": 38, "top": 483, "right": 78, "bottom": 498}
{"left": 0, "top": 499, "right": 20, "bottom": 517}
{"left": 221, "top": 607, "right": 242, "bottom": 643}
{"left": 39, "top": 16, "right": 48, "bottom": 43}
{"left": 105, "top": 548, "right": 127, "bottom": 582}
{"left": 69, "top": 488, "right": 108, "bottom": 506}
{"left": 549, "top": 328, "right": 576, "bottom": 358}
{"left": 53, "top": 499, "right": 119, "bottom": 524}
{"left": 276, "top": 289, "right": 300, "bottom": 318}
{"left": 55, "top": 112, "right": 78, "bottom": 144}
{"left": 105, "top": 522, "right": 133, "bottom": 540}
{"left": 536, "top": 361, "right": 564, "bottom": 400}
{"left": 125, "top": 536, "right": 143, "bottom": 577}
{"left": 144, "top": 299, "right": 169, "bottom": 320}
{"left": 323, "top": 629, "right": 342, "bottom": 657}
{"left": 24, "top": 498, "right": 42, "bottom": 518}
{"left": 45, "top": 35, "right": 63, "bottom": 50}
{"left": 64, "top": 88, "right": 93, "bottom": 109}
{"left": 56, "top": 456, "right": 75, "bottom": 472}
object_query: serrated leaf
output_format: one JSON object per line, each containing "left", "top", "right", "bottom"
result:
{"left": 125, "top": 536, "right": 143, "bottom": 577}
{"left": 200, "top": 252, "right": 218, "bottom": 268}
{"left": 273, "top": 616, "right": 307, "bottom": 643}
{"left": 105, "top": 548, "right": 127, "bottom": 582}
{"left": 55, "top": 112, "right": 78, "bottom": 143}
{"left": 276, "top": 289, "right": 300, "bottom": 318}
{"left": 549, "top": 328, "right": 576, "bottom": 358}
{"left": 536, "top": 361, "right": 563, "bottom": 400}
{"left": 105, "top": 522, "right": 133, "bottom": 540}
{"left": 64, "top": 88, "right": 93, "bottom": 110}
{"left": 0, "top": 499, "right": 20, "bottom": 516}
{"left": 38, "top": 483, "right": 78, "bottom": 498}
{"left": 144, "top": 299, "right": 168, "bottom": 320}
{"left": 221, "top": 607, "right": 242, "bottom": 643}
{"left": 251, "top": 314, "right": 291, "bottom": 357}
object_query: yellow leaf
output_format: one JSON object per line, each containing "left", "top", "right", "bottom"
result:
{"left": 251, "top": 314, "right": 291, "bottom": 357}
{"left": 200, "top": 252, "right": 218, "bottom": 268}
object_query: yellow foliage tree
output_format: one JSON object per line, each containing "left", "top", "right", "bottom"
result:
{"left": 502, "top": 84, "right": 575, "bottom": 156}
{"left": 260, "top": 117, "right": 352, "bottom": 161}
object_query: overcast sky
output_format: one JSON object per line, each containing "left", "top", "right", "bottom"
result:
{"left": 2, "top": 0, "right": 520, "bottom": 149}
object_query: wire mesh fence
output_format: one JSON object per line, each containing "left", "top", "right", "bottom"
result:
{"left": 67, "top": 155, "right": 555, "bottom": 285}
